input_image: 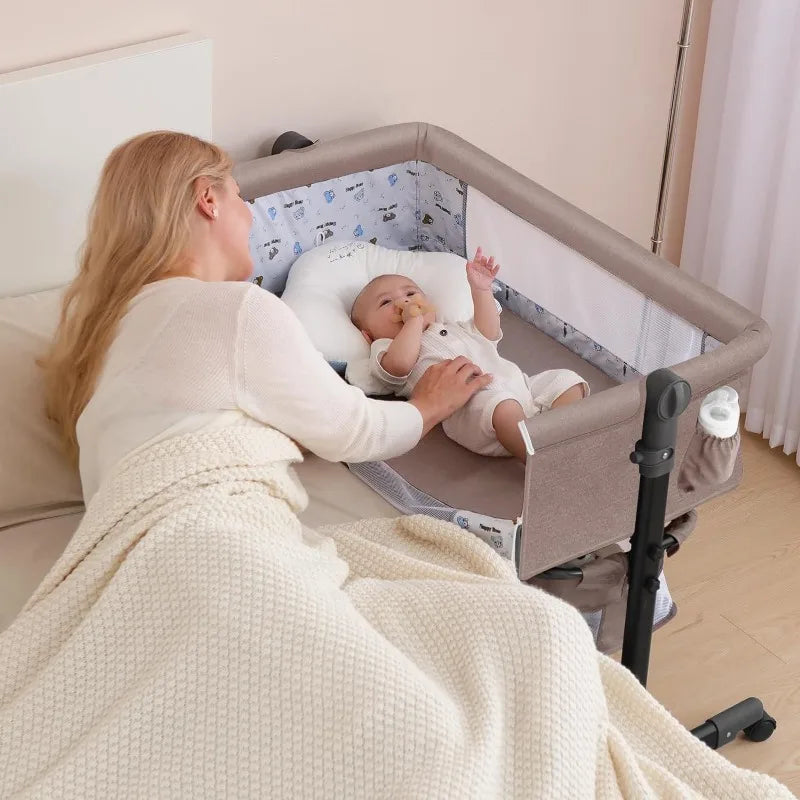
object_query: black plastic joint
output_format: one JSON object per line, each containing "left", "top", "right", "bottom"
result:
{"left": 630, "top": 441, "right": 675, "bottom": 477}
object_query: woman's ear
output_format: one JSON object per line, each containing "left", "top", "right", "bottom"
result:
{"left": 361, "top": 330, "right": 373, "bottom": 345}
{"left": 195, "top": 178, "right": 219, "bottom": 221}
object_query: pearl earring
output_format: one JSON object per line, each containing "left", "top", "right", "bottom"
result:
{"left": 211, "top": 208, "right": 219, "bottom": 218}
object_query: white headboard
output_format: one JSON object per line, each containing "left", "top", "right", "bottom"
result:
{"left": 0, "top": 34, "right": 212, "bottom": 297}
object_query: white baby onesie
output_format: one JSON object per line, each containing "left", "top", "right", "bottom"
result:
{"left": 368, "top": 318, "right": 588, "bottom": 456}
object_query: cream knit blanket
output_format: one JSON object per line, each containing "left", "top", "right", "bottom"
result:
{"left": 0, "top": 427, "right": 793, "bottom": 799}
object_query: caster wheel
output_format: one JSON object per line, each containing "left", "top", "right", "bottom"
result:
{"left": 743, "top": 713, "right": 777, "bottom": 742}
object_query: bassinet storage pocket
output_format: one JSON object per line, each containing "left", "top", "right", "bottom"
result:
{"left": 678, "top": 386, "right": 741, "bottom": 493}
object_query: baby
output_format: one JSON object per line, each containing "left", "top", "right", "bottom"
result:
{"left": 349, "top": 248, "right": 588, "bottom": 461}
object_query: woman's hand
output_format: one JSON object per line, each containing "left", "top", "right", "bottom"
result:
{"left": 466, "top": 246, "right": 500, "bottom": 292}
{"left": 409, "top": 357, "right": 493, "bottom": 436}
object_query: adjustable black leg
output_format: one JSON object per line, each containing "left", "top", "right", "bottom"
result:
{"left": 622, "top": 369, "right": 690, "bottom": 685}
{"left": 622, "top": 368, "right": 776, "bottom": 748}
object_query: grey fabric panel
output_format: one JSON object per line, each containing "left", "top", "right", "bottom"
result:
{"left": 519, "top": 414, "right": 641, "bottom": 578}
{"left": 518, "top": 372, "right": 749, "bottom": 578}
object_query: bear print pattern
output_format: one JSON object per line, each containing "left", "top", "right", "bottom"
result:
{"left": 248, "top": 161, "right": 467, "bottom": 294}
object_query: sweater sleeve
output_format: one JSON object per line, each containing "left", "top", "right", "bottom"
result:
{"left": 236, "top": 287, "right": 423, "bottom": 463}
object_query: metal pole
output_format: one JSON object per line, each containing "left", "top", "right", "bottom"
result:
{"left": 621, "top": 369, "right": 691, "bottom": 685}
{"left": 650, "top": 0, "right": 695, "bottom": 256}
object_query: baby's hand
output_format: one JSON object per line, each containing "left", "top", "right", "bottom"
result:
{"left": 466, "top": 247, "right": 500, "bottom": 292}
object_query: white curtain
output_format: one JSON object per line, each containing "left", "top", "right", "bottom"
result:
{"left": 681, "top": 0, "right": 800, "bottom": 465}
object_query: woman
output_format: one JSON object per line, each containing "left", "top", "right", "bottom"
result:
{"left": 42, "top": 131, "right": 491, "bottom": 500}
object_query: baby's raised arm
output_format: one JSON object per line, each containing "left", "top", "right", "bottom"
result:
{"left": 466, "top": 247, "right": 501, "bottom": 341}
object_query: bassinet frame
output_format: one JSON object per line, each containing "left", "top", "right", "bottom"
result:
{"left": 234, "top": 122, "right": 770, "bottom": 579}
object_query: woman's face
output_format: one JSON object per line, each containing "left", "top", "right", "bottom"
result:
{"left": 215, "top": 174, "right": 254, "bottom": 281}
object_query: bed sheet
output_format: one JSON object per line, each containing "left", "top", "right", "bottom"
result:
{"left": 295, "top": 456, "right": 401, "bottom": 528}
{"left": 0, "top": 512, "right": 83, "bottom": 632}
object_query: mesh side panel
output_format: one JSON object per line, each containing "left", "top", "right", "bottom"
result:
{"left": 584, "top": 611, "right": 602, "bottom": 639}
{"left": 494, "top": 279, "right": 638, "bottom": 383}
{"left": 466, "top": 188, "right": 721, "bottom": 372}
{"left": 347, "top": 461, "right": 518, "bottom": 561}
{"left": 346, "top": 461, "right": 456, "bottom": 521}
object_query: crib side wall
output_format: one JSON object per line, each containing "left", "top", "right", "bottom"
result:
{"left": 516, "top": 328, "right": 768, "bottom": 577}
{"left": 518, "top": 370, "right": 750, "bottom": 579}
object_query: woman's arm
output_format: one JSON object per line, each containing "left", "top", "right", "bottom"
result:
{"left": 236, "top": 287, "right": 423, "bottom": 463}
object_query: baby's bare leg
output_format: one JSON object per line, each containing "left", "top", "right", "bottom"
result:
{"left": 492, "top": 399, "right": 528, "bottom": 462}
{"left": 551, "top": 383, "right": 586, "bottom": 409}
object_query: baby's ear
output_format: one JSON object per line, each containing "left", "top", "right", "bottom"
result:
{"left": 360, "top": 329, "right": 374, "bottom": 344}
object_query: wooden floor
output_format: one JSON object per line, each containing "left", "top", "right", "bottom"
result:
{"left": 647, "top": 431, "right": 800, "bottom": 793}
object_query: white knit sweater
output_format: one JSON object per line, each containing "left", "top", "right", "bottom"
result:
{"left": 77, "top": 278, "right": 422, "bottom": 500}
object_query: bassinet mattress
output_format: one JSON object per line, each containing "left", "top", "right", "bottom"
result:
{"left": 383, "top": 308, "right": 616, "bottom": 524}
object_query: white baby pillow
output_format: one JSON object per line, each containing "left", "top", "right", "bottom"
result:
{"left": 281, "top": 240, "right": 475, "bottom": 367}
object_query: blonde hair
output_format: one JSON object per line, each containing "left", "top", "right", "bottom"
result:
{"left": 42, "top": 131, "right": 233, "bottom": 461}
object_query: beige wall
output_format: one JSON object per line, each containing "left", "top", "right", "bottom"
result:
{"left": 1, "top": 0, "right": 706, "bottom": 253}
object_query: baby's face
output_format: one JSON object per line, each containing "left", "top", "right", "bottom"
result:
{"left": 352, "top": 274, "right": 429, "bottom": 342}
